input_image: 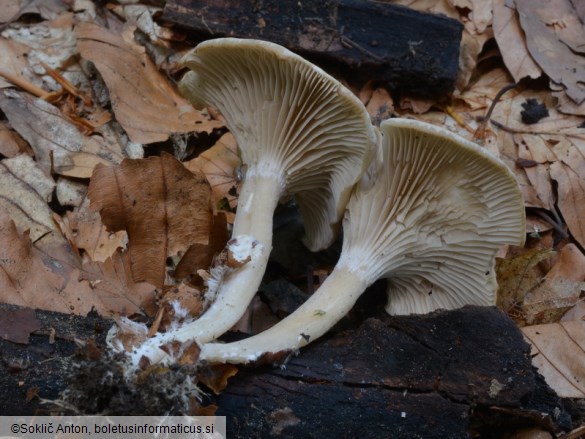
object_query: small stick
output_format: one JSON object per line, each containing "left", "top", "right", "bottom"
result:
{"left": 0, "top": 69, "right": 49, "bottom": 98}
{"left": 474, "top": 83, "right": 517, "bottom": 143}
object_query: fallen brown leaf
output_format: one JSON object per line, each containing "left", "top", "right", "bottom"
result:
{"left": 522, "top": 244, "right": 585, "bottom": 325}
{"left": 66, "top": 251, "right": 158, "bottom": 317}
{"left": 515, "top": 0, "right": 585, "bottom": 105}
{"left": 186, "top": 133, "right": 241, "bottom": 212}
{"left": 89, "top": 152, "right": 212, "bottom": 287}
{"left": 76, "top": 22, "right": 222, "bottom": 144}
{"left": 522, "top": 321, "right": 585, "bottom": 398}
{"left": 0, "top": 207, "right": 70, "bottom": 313}
{"left": 0, "top": 122, "right": 33, "bottom": 157}
{"left": 0, "top": 90, "right": 122, "bottom": 177}
{"left": 492, "top": 0, "right": 541, "bottom": 83}
{"left": 0, "top": 154, "right": 56, "bottom": 241}
{"left": 59, "top": 199, "right": 127, "bottom": 263}
{"left": 174, "top": 212, "right": 229, "bottom": 282}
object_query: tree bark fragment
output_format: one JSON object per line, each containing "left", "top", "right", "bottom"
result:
{"left": 162, "top": 0, "right": 463, "bottom": 99}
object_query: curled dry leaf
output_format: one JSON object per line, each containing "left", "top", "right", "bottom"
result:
{"left": 89, "top": 152, "right": 212, "bottom": 287}
{"left": 0, "top": 90, "right": 122, "bottom": 177}
{"left": 59, "top": 199, "right": 127, "bottom": 263}
{"left": 76, "top": 22, "right": 223, "bottom": 144}
{"left": 522, "top": 244, "right": 585, "bottom": 325}
{"left": 522, "top": 321, "right": 585, "bottom": 398}
{"left": 0, "top": 207, "right": 70, "bottom": 313}
{"left": 174, "top": 212, "right": 229, "bottom": 282}
{"left": 0, "top": 122, "right": 33, "bottom": 158}
{"left": 496, "top": 247, "right": 556, "bottom": 320}
{"left": 186, "top": 133, "right": 241, "bottom": 212}
{"left": 515, "top": 0, "right": 585, "bottom": 105}
{"left": 492, "top": 0, "right": 542, "bottom": 83}
{"left": 63, "top": 251, "right": 158, "bottom": 317}
{"left": 0, "top": 154, "right": 56, "bottom": 241}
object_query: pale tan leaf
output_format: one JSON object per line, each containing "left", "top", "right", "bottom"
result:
{"left": 0, "top": 154, "right": 56, "bottom": 241}
{"left": 0, "top": 37, "right": 31, "bottom": 89}
{"left": 496, "top": 247, "right": 556, "bottom": 316}
{"left": 365, "top": 88, "right": 394, "bottom": 125}
{"left": 76, "top": 22, "right": 223, "bottom": 144}
{"left": 0, "top": 122, "right": 33, "bottom": 157}
{"left": 89, "top": 153, "right": 212, "bottom": 287}
{"left": 0, "top": 208, "right": 70, "bottom": 313}
{"left": 492, "top": 0, "right": 542, "bottom": 82}
{"left": 63, "top": 251, "right": 158, "bottom": 317}
{"left": 550, "top": 161, "right": 585, "bottom": 248}
{"left": 2, "top": 13, "right": 83, "bottom": 89}
{"left": 522, "top": 321, "right": 585, "bottom": 398}
{"left": 515, "top": 0, "right": 585, "bottom": 104}
{"left": 0, "top": 90, "right": 122, "bottom": 177}
{"left": 553, "top": 88, "right": 585, "bottom": 117}
{"left": 59, "top": 199, "right": 127, "bottom": 263}
{"left": 523, "top": 244, "right": 585, "bottom": 324}
{"left": 187, "top": 133, "right": 241, "bottom": 211}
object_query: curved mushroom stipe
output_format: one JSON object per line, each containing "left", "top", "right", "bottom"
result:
{"left": 122, "top": 39, "right": 377, "bottom": 368}
{"left": 198, "top": 118, "right": 526, "bottom": 365}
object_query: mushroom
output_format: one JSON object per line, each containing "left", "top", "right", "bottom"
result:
{"left": 197, "top": 118, "right": 526, "bottom": 364}
{"left": 124, "top": 38, "right": 377, "bottom": 367}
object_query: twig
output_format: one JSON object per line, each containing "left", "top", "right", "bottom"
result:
{"left": 340, "top": 36, "right": 384, "bottom": 62}
{"left": 473, "top": 83, "right": 517, "bottom": 144}
{"left": 41, "top": 62, "right": 92, "bottom": 106}
{"left": 0, "top": 69, "right": 51, "bottom": 98}
{"left": 532, "top": 209, "right": 569, "bottom": 239}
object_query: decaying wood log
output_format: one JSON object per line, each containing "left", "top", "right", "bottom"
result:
{"left": 214, "top": 307, "right": 573, "bottom": 438}
{"left": 0, "top": 303, "right": 575, "bottom": 437}
{"left": 162, "top": 0, "right": 463, "bottom": 99}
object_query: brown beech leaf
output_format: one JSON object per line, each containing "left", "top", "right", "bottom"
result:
{"left": 522, "top": 244, "right": 585, "bottom": 325}
{"left": 0, "top": 122, "right": 33, "bottom": 157}
{"left": 492, "top": 0, "right": 542, "bottom": 83}
{"left": 186, "top": 133, "right": 241, "bottom": 212}
{"left": 496, "top": 247, "right": 556, "bottom": 317}
{"left": 175, "top": 212, "right": 229, "bottom": 281}
{"left": 522, "top": 321, "right": 585, "bottom": 398}
{"left": 89, "top": 153, "right": 212, "bottom": 287}
{"left": 197, "top": 363, "right": 239, "bottom": 394}
{"left": 59, "top": 199, "right": 127, "bottom": 263}
{"left": 0, "top": 208, "right": 71, "bottom": 313}
{"left": 0, "top": 307, "right": 41, "bottom": 344}
{"left": 549, "top": 160, "right": 585, "bottom": 248}
{"left": 515, "top": 0, "right": 585, "bottom": 104}
{"left": 63, "top": 251, "right": 158, "bottom": 317}
{"left": 0, "top": 154, "right": 56, "bottom": 241}
{"left": 0, "top": 90, "right": 122, "bottom": 177}
{"left": 76, "top": 22, "right": 222, "bottom": 144}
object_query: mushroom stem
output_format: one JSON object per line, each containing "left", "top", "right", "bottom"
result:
{"left": 128, "top": 171, "right": 284, "bottom": 367}
{"left": 199, "top": 266, "right": 367, "bottom": 364}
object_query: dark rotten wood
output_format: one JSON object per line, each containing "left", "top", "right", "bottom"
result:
{"left": 1, "top": 303, "right": 574, "bottom": 436}
{"left": 162, "top": 0, "right": 462, "bottom": 99}
{"left": 215, "top": 307, "right": 573, "bottom": 438}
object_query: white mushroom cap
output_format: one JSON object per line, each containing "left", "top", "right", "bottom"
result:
{"left": 179, "top": 38, "right": 377, "bottom": 251}
{"left": 337, "top": 118, "right": 526, "bottom": 315}
{"left": 198, "top": 118, "right": 526, "bottom": 364}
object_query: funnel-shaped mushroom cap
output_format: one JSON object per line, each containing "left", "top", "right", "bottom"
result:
{"left": 196, "top": 118, "right": 526, "bottom": 365}
{"left": 339, "top": 118, "right": 526, "bottom": 315}
{"left": 179, "top": 38, "right": 377, "bottom": 251}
